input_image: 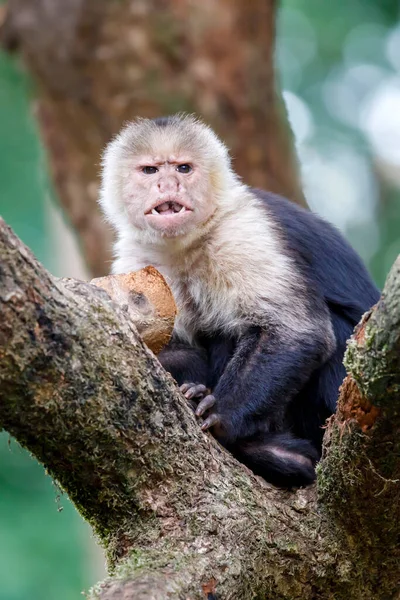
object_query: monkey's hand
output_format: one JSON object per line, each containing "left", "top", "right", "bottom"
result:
{"left": 180, "top": 384, "right": 222, "bottom": 434}
{"left": 180, "top": 382, "right": 209, "bottom": 412}
{"left": 180, "top": 382, "right": 208, "bottom": 400}
{"left": 194, "top": 395, "right": 220, "bottom": 431}
{"left": 194, "top": 394, "right": 225, "bottom": 439}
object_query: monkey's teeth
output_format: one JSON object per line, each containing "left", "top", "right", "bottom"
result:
{"left": 150, "top": 203, "right": 186, "bottom": 216}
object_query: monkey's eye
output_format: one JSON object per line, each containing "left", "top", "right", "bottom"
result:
{"left": 176, "top": 164, "right": 192, "bottom": 174}
{"left": 142, "top": 166, "right": 158, "bottom": 174}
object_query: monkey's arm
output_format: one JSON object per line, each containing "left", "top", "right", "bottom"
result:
{"left": 158, "top": 335, "right": 209, "bottom": 388}
{"left": 198, "top": 325, "right": 333, "bottom": 443}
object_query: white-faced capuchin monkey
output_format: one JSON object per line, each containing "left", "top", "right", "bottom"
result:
{"left": 99, "top": 114, "right": 379, "bottom": 488}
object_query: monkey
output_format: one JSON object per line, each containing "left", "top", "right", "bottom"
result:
{"left": 99, "top": 114, "right": 380, "bottom": 488}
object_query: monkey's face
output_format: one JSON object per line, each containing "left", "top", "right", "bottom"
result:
{"left": 123, "top": 153, "right": 216, "bottom": 238}
{"left": 100, "top": 116, "right": 234, "bottom": 240}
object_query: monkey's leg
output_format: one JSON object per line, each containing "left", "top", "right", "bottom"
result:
{"left": 158, "top": 335, "right": 210, "bottom": 387}
{"left": 233, "top": 432, "right": 319, "bottom": 488}
{"left": 197, "top": 326, "right": 333, "bottom": 444}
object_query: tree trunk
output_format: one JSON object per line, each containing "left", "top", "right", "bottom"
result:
{"left": 0, "top": 218, "right": 399, "bottom": 599}
{"left": 0, "top": 0, "right": 305, "bottom": 277}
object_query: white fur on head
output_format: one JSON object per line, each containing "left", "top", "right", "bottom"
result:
{"left": 99, "top": 114, "right": 237, "bottom": 238}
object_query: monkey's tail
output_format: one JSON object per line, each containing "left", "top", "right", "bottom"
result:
{"left": 233, "top": 432, "right": 319, "bottom": 488}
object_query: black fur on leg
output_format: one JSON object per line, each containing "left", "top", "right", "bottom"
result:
{"left": 232, "top": 432, "right": 319, "bottom": 488}
{"left": 158, "top": 337, "right": 209, "bottom": 386}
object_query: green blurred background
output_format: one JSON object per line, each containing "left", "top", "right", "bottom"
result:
{"left": 1, "top": 0, "right": 400, "bottom": 598}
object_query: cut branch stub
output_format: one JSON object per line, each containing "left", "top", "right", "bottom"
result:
{"left": 91, "top": 267, "right": 177, "bottom": 354}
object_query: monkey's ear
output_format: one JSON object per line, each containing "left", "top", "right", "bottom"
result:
{"left": 91, "top": 266, "right": 177, "bottom": 354}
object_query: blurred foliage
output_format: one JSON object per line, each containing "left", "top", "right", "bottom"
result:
{"left": 0, "top": 437, "right": 91, "bottom": 600}
{"left": 0, "top": 1, "right": 399, "bottom": 599}
{"left": 0, "top": 53, "right": 96, "bottom": 600}
{"left": 0, "top": 52, "right": 48, "bottom": 265}
{"left": 277, "top": 0, "right": 400, "bottom": 288}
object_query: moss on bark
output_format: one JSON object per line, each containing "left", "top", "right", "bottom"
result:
{"left": 318, "top": 256, "right": 400, "bottom": 597}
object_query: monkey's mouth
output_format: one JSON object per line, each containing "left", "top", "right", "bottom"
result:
{"left": 147, "top": 200, "right": 191, "bottom": 216}
{"left": 145, "top": 199, "right": 193, "bottom": 232}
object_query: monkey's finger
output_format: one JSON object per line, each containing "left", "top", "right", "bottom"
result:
{"left": 196, "top": 394, "right": 216, "bottom": 417}
{"left": 180, "top": 382, "right": 206, "bottom": 396}
{"left": 201, "top": 413, "right": 220, "bottom": 431}
{"left": 180, "top": 383, "right": 193, "bottom": 394}
{"left": 184, "top": 384, "right": 208, "bottom": 400}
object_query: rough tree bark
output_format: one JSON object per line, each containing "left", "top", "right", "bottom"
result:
{"left": 0, "top": 0, "right": 305, "bottom": 277}
{"left": 0, "top": 218, "right": 399, "bottom": 599}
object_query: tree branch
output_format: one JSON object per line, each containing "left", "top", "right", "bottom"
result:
{"left": 1, "top": 217, "right": 400, "bottom": 599}
{"left": 318, "top": 255, "right": 400, "bottom": 572}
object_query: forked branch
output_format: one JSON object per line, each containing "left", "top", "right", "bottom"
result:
{"left": 0, "top": 218, "right": 399, "bottom": 599}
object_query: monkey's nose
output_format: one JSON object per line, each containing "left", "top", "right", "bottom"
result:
{"left": 157, "top": 177, "right": 180, "bottom": 193}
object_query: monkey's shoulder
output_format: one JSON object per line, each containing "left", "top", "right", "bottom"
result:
{"left": 252, "top": 189, "right": 380, "bottom": 319}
